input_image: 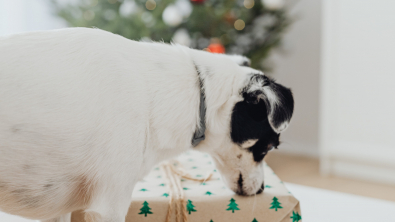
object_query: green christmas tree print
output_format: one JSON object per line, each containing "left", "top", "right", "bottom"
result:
{"left": 205, "top": 191, "right": 213, "bottom": 196}
{"left": 290, "top": 211, "right": 302, "bottom": 222}
{"left": 162, "top": 193, "right": 169, "bottom": 197}
{"left": 139, "top": 188, "right": 148, "bottom": 192}
{"left": 269, "top": 197, "right": 283, "bottom": 211}
{"left": 226, "top": 198, "right": 240, "bottom": 213}
{"left": 138, "top": 201, "right": 153, "bottom": 217}
{"left": 252, "top": 218, "right": 258, "bottom": 222}
{"left": 159, "top": 183, "right": 165, "bottom": 186}
{"left": 210, "top": 220, "right": 214, "bottom": 222}
{"left": 186, "top": 200, "right": 197, "bottom": 214}
{"left": 265, "top": 185, "right": 272, "bottom": 188}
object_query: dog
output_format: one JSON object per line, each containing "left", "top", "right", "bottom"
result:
{"left": 0, "top": 28, "right": 294, "bottom": 222}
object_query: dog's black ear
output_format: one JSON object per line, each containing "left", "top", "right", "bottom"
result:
{"left": 242, "top": 74, "right": 294, "bottom": 133}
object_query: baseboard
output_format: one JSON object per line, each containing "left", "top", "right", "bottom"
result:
{"left": 321, "top": 140, "right": 395, "bottom": 185}
{"left": 275, "top": 142, "right": 319, "bottom": 158}
{"left": 328, "top": 158, "right": 395, "bottom": 185}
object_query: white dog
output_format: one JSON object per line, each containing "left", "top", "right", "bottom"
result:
{"left": 0, "top": 28, "right": 294, "bottom": 222}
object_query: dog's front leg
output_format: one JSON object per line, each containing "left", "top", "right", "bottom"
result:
{"left": 41, "top": 213, "right": 71, "bottom": 222}
{"left": 80, "top": 174, "right": 136, "bottom": 222}
{"left": 83, "top": 194, "right": 132, "bottom": 222}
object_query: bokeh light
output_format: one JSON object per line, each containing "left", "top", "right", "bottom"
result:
{"left": 234, "top": 19, "right": 245, "bottom": 30}
{"left": 146, "top": 0, "right": 156, "bottom": 10}
{"left": 244, "top": 0, "right": 254, "bottom": 9}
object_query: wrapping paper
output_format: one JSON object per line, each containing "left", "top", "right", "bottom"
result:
{"left": 72, "top": 151, "right": 302, "bottom": 222}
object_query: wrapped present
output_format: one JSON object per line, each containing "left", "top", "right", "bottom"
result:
{"left": 71, "top": 151, "right": 302, "bottom": 222}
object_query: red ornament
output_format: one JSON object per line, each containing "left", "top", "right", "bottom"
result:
{"left": 207, "top": 43, "right": 225, "bottom": 54}
{"left": 190, "top": 0, "right": 205, "bottom": 4}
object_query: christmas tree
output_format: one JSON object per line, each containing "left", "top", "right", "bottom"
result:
{"left": 226, "top": 198, "right": 240, "bottom": 213}
{"left": 138, "top": 201, "right": 153, "bottom": 217}
{"left": 290, "top": 211, "right": 302, "bottom": 222}
{"left": 205, "top": 191, "right": 213, "bottom": 195}
{"left": 186, "top": 199, "right": 197, "bottom": 214}
{"left": 252, "top": 218, "right": 258, "bottom": 222}
{"left": 50, "top": 0, "right": 291, "bottom": 71}
{"left": 269, "top": 197, "right": 282, "bottom": 211}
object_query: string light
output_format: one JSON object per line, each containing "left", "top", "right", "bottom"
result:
{"left": 234, "top": 19, "right": 245, "bottom": 30}
{"left": 146, "top": 0, "right": 156, "bottom": 10}
{"left": 244, "top": 0, "right": 254, "bottom": 9}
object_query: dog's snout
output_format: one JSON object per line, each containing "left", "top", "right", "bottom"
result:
{"left": 235, "top": 174, "right": 264, "bottom": 196}
{"left": 256, "top": 183, "right": 264, "bottom": 194}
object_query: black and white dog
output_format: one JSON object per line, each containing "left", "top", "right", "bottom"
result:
{"left": 0, "top": 28, "right": 293, "bottom": 222}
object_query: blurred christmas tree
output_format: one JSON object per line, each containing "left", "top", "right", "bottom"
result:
{"left": 50, "top": 0, "right": 291, "bottom": 70}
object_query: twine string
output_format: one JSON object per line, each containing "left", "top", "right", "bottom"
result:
{"left": 160, "top": 160, "right": 213, "bottom": 222}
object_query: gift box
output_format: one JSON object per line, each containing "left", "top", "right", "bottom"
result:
{"left": 71, "top": 151, "right": 302, "bottom": 222}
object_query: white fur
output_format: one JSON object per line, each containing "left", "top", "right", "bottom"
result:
{"left": 0, "top": 28, "right": 286, "bottom": 222}
{"left": 240, "top": 139, "right": 259, "bottom": 149}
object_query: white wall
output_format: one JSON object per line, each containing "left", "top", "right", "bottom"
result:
{"left": 320, "top": 0, "right": 395, "bottom": 184}
{"left": 269, "top": 0, "right": 322, "bottom": 157}
{"left": 0, "top": 0, "right": 66, "bottom": 36}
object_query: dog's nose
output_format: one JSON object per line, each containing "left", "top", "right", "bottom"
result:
{"left": 256, "top": 183, "right": 264, "bottom": 194}
{"left": 236, "top": 173, "right": 245, "bottom": 195}
{"left": 235, "top": 189, "right": 245, "bottom": 195}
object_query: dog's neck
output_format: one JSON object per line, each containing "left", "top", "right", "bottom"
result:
{"left": 138, "top": 47, "right": 242, "bottom": 179}
{"left": 188, "top": 49, "right": 242, "bottom": 134}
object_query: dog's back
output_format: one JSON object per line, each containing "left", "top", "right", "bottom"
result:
{"left": 0, "top": 28, "right": 200, "bottom": 220}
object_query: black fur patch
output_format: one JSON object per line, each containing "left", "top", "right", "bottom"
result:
{"left": 241, "top": 61, "right": 250, "bottom": 67}
{"left": 230, "top": 99, "right": 280, "bottom": 162}
{"left": 256, "top": 183, "right": 264, "bottom": 194}
{"left": 269, "top": 82, "right": 294, "bottom": 130}
{"left": 240, "top": 74, "right": 294, "bottom": 133}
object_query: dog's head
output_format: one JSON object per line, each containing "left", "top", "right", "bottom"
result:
{"left": 203, "top": 59, "right": 294, "bottom": 196}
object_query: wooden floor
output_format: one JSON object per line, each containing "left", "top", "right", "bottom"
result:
{"left": 265, "top": 152, "right": 395, "bottom": 202}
